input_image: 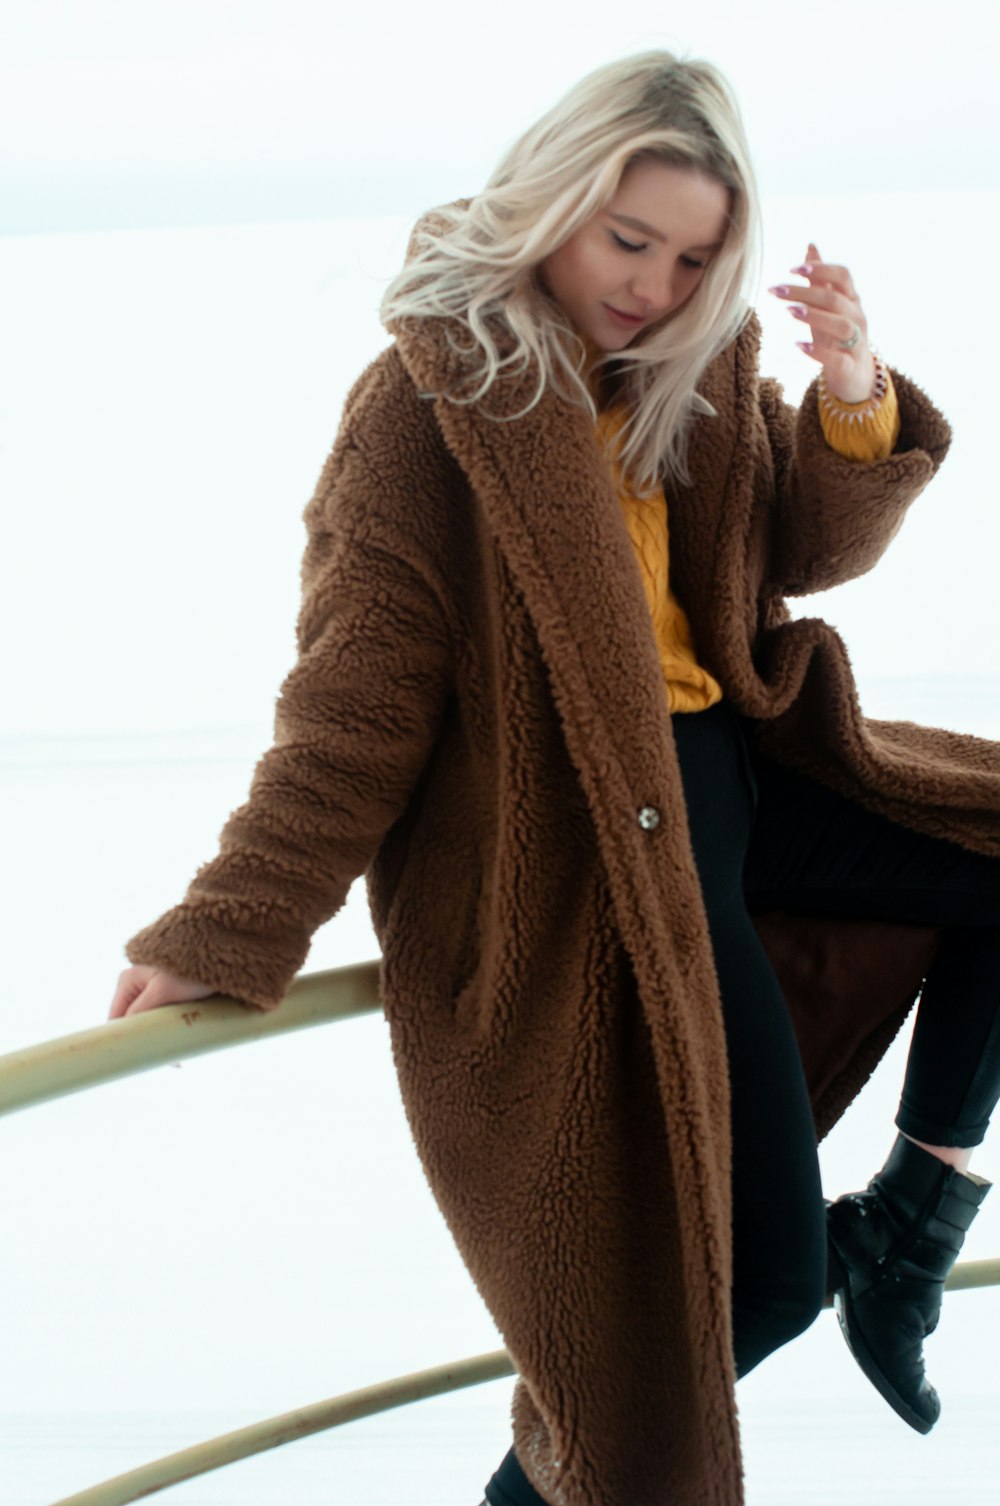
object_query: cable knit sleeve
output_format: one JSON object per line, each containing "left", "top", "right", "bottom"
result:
{"left": 123, "top": 432, "right": 455, "bottom": 1012}
{"left": 818, "top": 362, "right": 901, "bottom": 462}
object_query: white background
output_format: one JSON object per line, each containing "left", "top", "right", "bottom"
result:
{"left": 2, "top": 3, "right": 999, "bottom": 1503}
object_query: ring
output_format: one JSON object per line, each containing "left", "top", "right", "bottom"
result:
{"left": 838, "top": 323, "right": 861, "bottom": 351}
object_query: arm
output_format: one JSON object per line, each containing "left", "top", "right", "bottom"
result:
{"left": 124, "top": 431, "right": 455, "bottom": 1012}
{"left": 764, "top": 244, "right": 953, "bottom": 596}
{"left": 817, "top": 360, "right": 901, "bottom": 462}
{"left": 759, "top": 365, "right": 952, "bottom": 598}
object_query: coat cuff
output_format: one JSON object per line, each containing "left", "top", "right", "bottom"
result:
{"left": 804, "top": 364, "right": 951, "bottom": 472}
{"left": 771, "top": 368, "right": 952, "bottom": 597}
{"left": 124, "top": 902, "right": 309, "bottom": 1012}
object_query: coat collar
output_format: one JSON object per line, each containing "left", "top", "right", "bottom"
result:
{"left": 387, "top": 205, "right": 765, "bottom": 795}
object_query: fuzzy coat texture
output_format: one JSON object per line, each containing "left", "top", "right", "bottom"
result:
{"left": 125, "top": 211, "right": 1000, "bottom": 1506}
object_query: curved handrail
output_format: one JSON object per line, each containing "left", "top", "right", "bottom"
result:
{"left": 2, "top": 966, "right": 998, "bottom": 1505}
{"left": 48, "top": 1349, "right": 517, "bottom": 1506}
{"left": 0, "top": 961, "right": 382, "bottom": 1117}
{"left": 941, "top": 1257, "right": 1000, "bottom": 1292}
{"left": 43, "top": 1255, "right": 1000, "bottom": 1505}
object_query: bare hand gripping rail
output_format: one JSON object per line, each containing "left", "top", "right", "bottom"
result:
{"left": 0, "top": 963, "right": 383, "bottom": 1117}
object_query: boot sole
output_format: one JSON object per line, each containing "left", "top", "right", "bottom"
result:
{"left": 833, "top": 1288, "right": 936, "bottom": 1435}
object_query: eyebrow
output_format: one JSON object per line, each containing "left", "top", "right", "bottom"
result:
{"left": 607, "top": 211, "right": 725, "bottom": 252}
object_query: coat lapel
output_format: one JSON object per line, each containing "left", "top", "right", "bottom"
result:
{"left": 391, "top": 308, "right": 680, "bottom": 810}
{"left": 665, "top": 319, "right": 766, "bottom": 693}
{"left": 389, "top": 305, "right": 761, "bottom": 814}
{"left": 391, "top": 301, "right": 758, "bottom": 1446}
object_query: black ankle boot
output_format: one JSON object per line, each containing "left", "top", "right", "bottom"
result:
{"left": 825, "top": 1133, "right": 991, "bottom": 1433}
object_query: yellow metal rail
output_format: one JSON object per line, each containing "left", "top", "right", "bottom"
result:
{"left": 1, "top": 963, "right": 997, "bottom": 1505}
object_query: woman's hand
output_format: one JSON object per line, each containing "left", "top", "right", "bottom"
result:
{"left": 769, "top": 242, "right": 877, "bottom": 405}
{"left": 108, "top": 964, "right": 218, "bottom": 1020}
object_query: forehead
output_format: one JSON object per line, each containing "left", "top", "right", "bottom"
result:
{"left": 607, "top": 160, "right": 730, "bottom": 241}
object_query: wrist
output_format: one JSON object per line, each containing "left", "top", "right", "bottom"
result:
{"left": 819, "top": 354, "right": 889, "bottom": 423}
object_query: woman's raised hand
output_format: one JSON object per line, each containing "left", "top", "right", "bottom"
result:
{"left": 108, "top": 964, "right": 218, "bottom": 1021}
{"left": 768, "top": 242, "right": 878, "bottom": 405}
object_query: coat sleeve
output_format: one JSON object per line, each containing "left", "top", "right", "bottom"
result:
{"left": 759, "top": 366, "right": 953, "bottom": 597}
{"left": 123, "top": 432, "right": 455, "bottom": 1012}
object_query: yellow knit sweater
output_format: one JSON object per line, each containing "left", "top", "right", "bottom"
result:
{"left": 585, "top": 340, "right": 901, "bottom": 712}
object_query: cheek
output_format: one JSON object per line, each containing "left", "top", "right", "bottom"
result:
{"left": 692, "top": 267, "right": 712, "bottom": 296}
{"left": 674, "top": 268, "right": 707, "bottom": 308}
{"left": 553, "top": 238, "right": 606, "bottom": 302}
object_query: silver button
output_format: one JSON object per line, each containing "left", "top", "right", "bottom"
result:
{"left": 637, "top": 805, "right": 661, "bottom": 830}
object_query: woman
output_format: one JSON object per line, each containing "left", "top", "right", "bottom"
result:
{"left": 108, "top": 52, "right": 999, "bottom": 1506}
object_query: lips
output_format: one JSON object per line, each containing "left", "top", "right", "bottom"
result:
{"left": 605, "top": 304, "right": 645, "bottom": 324}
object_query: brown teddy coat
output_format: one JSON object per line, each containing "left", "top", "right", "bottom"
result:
{"left": 125, "top": 243, "right": 1000, "bottom": 1505}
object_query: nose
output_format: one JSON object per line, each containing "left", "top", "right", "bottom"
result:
{"left": 632, "top": 263, "right": 676, "bottom": 317}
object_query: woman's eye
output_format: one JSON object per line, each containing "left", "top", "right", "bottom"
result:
{"left": 611, "top": 232, "right": 706, "bottom": 271}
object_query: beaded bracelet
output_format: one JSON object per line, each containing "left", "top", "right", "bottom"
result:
{"left": 818, "top": 352, "right": 890, "bottom": 425}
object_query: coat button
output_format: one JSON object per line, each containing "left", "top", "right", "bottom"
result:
{"left": 637, "top": 805, "right": 661, "bottom": 830}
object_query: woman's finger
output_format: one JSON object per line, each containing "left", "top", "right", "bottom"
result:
{"left": 789, "top": 253, "right": 858, "bottom": 304}
{"left": 108, "top": 976, "right": 140, "bottom": 1020}
{"left": 786, "top": 304, "right": 866, "bottom": 351}
{"left": 768, "top": 282, "right": 864, "bottom": 336}
{"left": 123, "top": 991, "right": 166, "bottom": 1016}
{"left": 776, "top": 282, "right": 860, "bottom": 319}
{"left": 109, "top": 983, "right": 152, "bottom": 1019}
{"left": 107, "top": 965, "right": 215, "bottom": 1020}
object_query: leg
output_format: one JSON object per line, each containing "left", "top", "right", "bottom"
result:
{"left": 733, "top": 724, "right": 1000, "bottom": 1428}
{"left": 895, "top": 923, "right": 1000, "bottom": 1162}
{"left": 825, "top": 923, "right": 997, "bottom": 1430}
{"left": 894, "top": 922, "right": 1000, "bottom": 1174}
{"left": 902, "top": 1136, "right": 972, "bottom": 1173}
{"left": 709, "top": 901, "right": 829, "bottom": 1376}
{"left": 673, "top": 702, "right": 827, "bottom": 1376}
{"left": 482, "top": 703, "right": 828, "bottom": 1506}
{"left": 482, "top": 1447, "right": 550, "bottom": 1506}
{"left": 739, "top": 730, "right": 1000, "bottom": 1143}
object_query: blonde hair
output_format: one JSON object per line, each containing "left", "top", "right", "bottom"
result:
{"left": 379, "top": 51, "right": 762, "bottom": 495}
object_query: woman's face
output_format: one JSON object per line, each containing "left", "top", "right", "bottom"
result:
{"left": 537, "top": 159, "right": 731, "bottom": 351}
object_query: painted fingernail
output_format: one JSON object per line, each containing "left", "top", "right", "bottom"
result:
{"left": 768, "top": 285, "right": 790, "bottom": 296}
{"left": 796, "top": 340, "right": 814, "bottom": 354}
{"left": 791, "top": 264, "right": 813, "bottom": 275}
{"left": 789, "top": 305, "right": 809, "bottom": 319}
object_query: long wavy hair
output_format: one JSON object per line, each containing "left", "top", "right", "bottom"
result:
{"left": 379, "top": 51, "right": 762, "bottom": 496}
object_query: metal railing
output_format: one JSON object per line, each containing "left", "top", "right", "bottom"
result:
{"left": 2, "top": 963, "right": 997, "bottom": 1505}
{"left": 45, "top": 1352, "right": 516, "bottom": 1506}
{"left": 0, "top": 963, "right": 383, "bottom": 1117}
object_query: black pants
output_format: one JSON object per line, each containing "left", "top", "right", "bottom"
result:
{"left": 484, "top": 699, "right": 1000, "bottom": 1506}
